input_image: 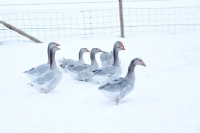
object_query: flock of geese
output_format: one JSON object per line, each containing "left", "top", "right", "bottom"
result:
{"left": 24, "top": 41, "right": 146, "bottom": 105}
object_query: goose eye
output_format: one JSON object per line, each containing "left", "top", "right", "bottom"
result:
{"left": 140, "top": 60, "right": 142, "bottom": 61}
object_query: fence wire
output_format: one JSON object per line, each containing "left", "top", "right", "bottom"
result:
{"left": 0, "top": 6, "right": 200, "bottom": 41}
{"left": 124, "top": 6, "right": 200, "bottom": 34}
{"left": 0, "top": 0, "right": 170, "bottom": 6}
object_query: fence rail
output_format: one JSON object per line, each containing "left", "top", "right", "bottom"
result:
{"left": 0, "top": 0, "right": 170, "bottom": 6}
{"left": 0, "top": 4, "right": 200, "bottom": 41}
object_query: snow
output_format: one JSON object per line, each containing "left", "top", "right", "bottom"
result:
{"left": 0, "top": 33, "right": 200, "bottom": 133}
{"left": 0, "top": 0, "right": 200, "bottom": 133}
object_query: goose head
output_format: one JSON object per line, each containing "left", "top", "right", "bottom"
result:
{"left": 80, "top": 48, "right": 90, "bottom": 53}
{"left": 78, "top": 48, "right": 90, "bottom": 63}
{"left": 114, "top": 41, "right": 125, "bottom": 50}
{"left": 114, "top": 42, "right": 125, "bottom": 52}
{"left": 126, "top": 58, "right": 146, "bottom": 83}
{"left": 91, "top": 48, "right": 102, "bottom": 54}
{"left": 48, "top": 42, "right": 60, "bottom": 50}
{"left": 129, "top": 58, "right": 146, "bottom": 71}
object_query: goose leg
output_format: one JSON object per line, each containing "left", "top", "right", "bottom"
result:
{"left": 116, "top": 99, "right": 119, "bottom": 105}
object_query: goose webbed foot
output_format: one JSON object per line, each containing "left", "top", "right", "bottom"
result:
{"left": 115, "top": 99, "right": 119, "bottom": 105}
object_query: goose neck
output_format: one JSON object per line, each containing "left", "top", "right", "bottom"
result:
{"left": 47, "top": 46, "right": 51, "bottom": 64}
{"left": 90, "top": 52, "right": 99, "bottom": 71}
{"left": 112, "top": 49, "right": 120, "bottom": 67}
{"left": 79, "top": 50, "right": 84, "bottom": 62}
{"left": 125, "top": 65, "right": 136, "bottom": 85}
{"left": 50, "top": 51, "right": 57, "bottom": 70}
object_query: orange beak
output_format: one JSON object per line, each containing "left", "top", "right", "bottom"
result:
{"left": 120, "top": 43, "right": 125, "bottom": 50}
{"left": 141, "top": 61, "right": 146, "bottom": 67}
{"left": 56, "top": 43, "right": 60, "bottom": 46}
{"left": 86, "top": 49, "right": 90, "bottom": 52}
{"left": 98, "top": 48, "right": 102, "bottom": 52}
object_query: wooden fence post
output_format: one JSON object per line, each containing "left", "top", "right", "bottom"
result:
{"left": 0, "top": 20, "right": 42, "bottom": 43}
{"left": 119, "top": 0, "right": 124, "bottom": 38}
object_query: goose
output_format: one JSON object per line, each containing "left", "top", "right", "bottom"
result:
{"left": 24, "top": 42, "right": 60, "bottom": 80}
{"left": 59, "top": 48, "right": 90, "bottom": 70}
{"left": 99, "top": 58, "right": 146, "bottom": 105}
{"left": 66, "top": 48, "right": 102, "bottom": 81}
{"left": 91, "top": 43, "right": 125, "bottom": 84}
{"left": 29, "top": 47, "right": 62, "bottom": 93}
{"left": 100, "top": 41, "right": 123, "bottom": 67}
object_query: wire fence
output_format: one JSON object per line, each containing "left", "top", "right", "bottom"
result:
{"left": 0, "top": 3, "right": 200, "bottom": 42}
{"left": 124, "top": 6, "right": 200, "bottom": 34}
{"left": 0, "top": 0, "right": 170, "bottom": 6}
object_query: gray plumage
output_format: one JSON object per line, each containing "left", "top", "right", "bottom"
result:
{"left": 100, "top": 51, "right": 113, "bottom": 66}
{"left": 98, "top": 58, "right": 146, "bottom": 104}
{"left": 67, "top": 48, "right": 101, "bottom": 81}
{"left": 99, "top": 78, "right": 132, "bottom": 100}
{"left": 92, "top": 43, "right": 125, "bottom": 84}
{"left": 100, "top": 41, "right": 122, "bottom": 67}
{"left": 58, "top": 48, "right": 89, "bottom": 70}
{"left": 29, "top": 47, "right": 62, "bottom": 93}
{"left": 25, "top": 64, "right": 49, "bottom": 76}
{"left": 24, "top": 42, "right": 59, "bottom": 80}
{"left": 67, "top": 64, "right": 90, "bottom": 72}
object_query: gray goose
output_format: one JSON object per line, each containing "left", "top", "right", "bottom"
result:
{"left": 100, "top": 41, "right": 122, "bottom": 67}
{"left": 99, "top": 58, "right": 146, "bottom": 105}
{"left": 67, "top": 48, "right": 102, "bottom": 81}
{"left": 29, "top": 47, "right": 62, "bottom": 93}
{"left": 24, "top": 42, "right": 60, "bottom": 80}
{"left": 91, "top": 43, "right": 125, "bottom": 84}
{"left": 59, "top": 48, "right": 90, "bottom": 71}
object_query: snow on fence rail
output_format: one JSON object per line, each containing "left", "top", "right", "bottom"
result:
{"left": 0, "top": 4, "right": 200, "bottom": 42}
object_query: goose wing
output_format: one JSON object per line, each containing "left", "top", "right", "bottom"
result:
{"left": 58, "top": 58, "right": 77, "bottom": 69}
{"left": 99, "top": 78, "right": 131, "bottom": 92}
{"left": 32, "top": 70, "right": 57, "bottom": 85}
{"left": 24, "top": 64, "right": 49, "bottom": 75}
{"left": 67, "top": 64, "right": 90, "bottom": 73}
{"left": 93, "top": 66, "right": 118, "bottom": 76}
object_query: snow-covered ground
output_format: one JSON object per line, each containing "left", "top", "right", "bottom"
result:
{"left": 0, "top": 33, "right": 200, "bottom": 133}
{"left": 0, "top": 0, "right": 200, "bottom": 133}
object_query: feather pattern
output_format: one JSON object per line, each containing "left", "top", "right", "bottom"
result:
{"left": 24, "top": 64, "right": 50, "bottom": 77}
{"left": 67, "top": 64, "right": 90, "bottom": 72}
{"left": 98, "top": 58, "right": 146, "bottom": 104}
{"left": 24, "top": 42, "right": 58, "bottom": 80}
{"left": 100, "top": 52, "right": 113, "bottom": 67}
{"left": 92, "top": 42, "right": 124, "bottom": 84}
{"left": 30, "top": 70, "right": 62, "bottom": 93}
{"left": 58, "top": 48, "right": 89, "bottom": 70}
{"left": 29, "top": 47, "right": 62, "bottom": 93}
{"left": 67, "top": 48, "right": 101, "bottom": 81}
{"left": 99, "top": 78, "right": 132, "bottom": 93}
{"left": 100, "top": 41, "right": 122, "bottom": 67}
